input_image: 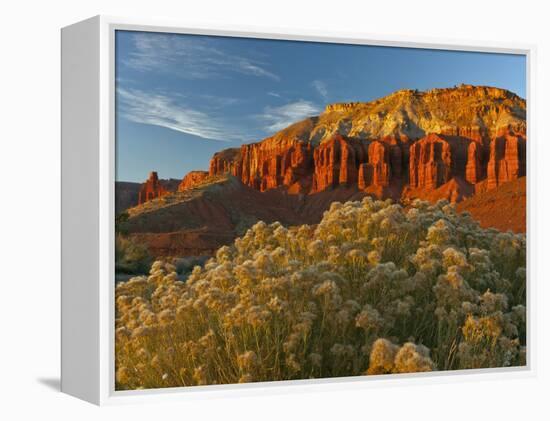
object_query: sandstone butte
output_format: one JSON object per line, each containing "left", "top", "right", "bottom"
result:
{"left": 138, "top": 172, "right": 170, "bottom": 205}
{"left": 145, "top": 85, "right": 527, "bottom": 206}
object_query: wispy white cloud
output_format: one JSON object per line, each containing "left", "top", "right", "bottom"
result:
{"left": 267, "top": 91, "right": 282, "bottom": 98}
{"left": 197, "top": 94, "right": 242, "bottom": 109}
{"left": 259, "top": 100, "right": 320, "bottom": 132}
{"left": 117, "top": 88, "right": 247, "bottom": 141}
{"left": 312, "top": 80, "right": 328, "bottom": 100}
{"left": 125, "top": 33, "right": 280, "bottom": 81}
{"left": 237, "top": 61, "right": 279, "bottom": 81}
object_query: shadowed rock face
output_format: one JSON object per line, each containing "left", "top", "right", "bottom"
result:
{"left": 312, "top": 134, "right": 364, "bottom": 192}
{"left": 486, "top": 129, "right": 526, "bottom": 190}
{"left": 466, "top": 141, "right": 484, "bottom": 184}
{"left": 115, "top": 182, "right": 141, "bottom": 214}
{"left": 409, "top": 133, "right": 453, "bottom": 190}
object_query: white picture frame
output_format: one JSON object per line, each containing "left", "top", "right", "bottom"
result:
{"left": 61, "top": 15, "right": 536, "bottom": 405}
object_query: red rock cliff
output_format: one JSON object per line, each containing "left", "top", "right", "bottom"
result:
{"left": 311, "top": 134, "right": 367, "bottom": 192}
{"left": 465, "top": 141, "right": 485, "bottom": 184}
{"left": 409, "top": 134, "right": 453, "bottom": 190}
{"left": 178, "top": 171, "right": 209, "bottom": 191}
{"left": 357, "top": 141, "right": 393, "bottom": 190}
{"left": 210, "top": 137, "right": 314, "bottom": 193}
{"left": 193, "top": 86, "right": 526, "bottom": 203}
{"left": 138, "top": 172, "right": 169, "bottom": 205}
{"left": 486, "top": 128, "right": 526, "bottom": 190}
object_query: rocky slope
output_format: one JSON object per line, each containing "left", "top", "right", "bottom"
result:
{"left": 457, "top": 176, "right": 526, "bottom": 233}
{"left": 121, "top": 175, "right": 368, "bottom": 257}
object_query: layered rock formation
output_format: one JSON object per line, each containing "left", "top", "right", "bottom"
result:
{"left": 210, "top": 137, "right": 314, "bottom": 193}
{"left": 465, "top": 141, "right": 484, "bottom": 184}
{"left": 204, "top": 85, "right": 526, "bottom": 203}
{"left": 409, "top": 134, "right": 453, "bottom": 190}
{"left": 486, "top": 129, "right": 526, "bottom": 190}
{"left": 312, "top": 134, "right": 364, "bottom": 192}
{"left": 209, "top": 148, "right": 241, "bottom": 177}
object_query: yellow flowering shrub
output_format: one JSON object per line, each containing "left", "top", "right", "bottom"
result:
{"left": 115, "top": 198, "right": 526, "bottom": 389}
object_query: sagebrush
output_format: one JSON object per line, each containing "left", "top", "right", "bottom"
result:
{"left": 115, "top": 234, "right": 152, "bottom": 274}
{"left": 115, "top": 198, "right": 526, "bottom": 389}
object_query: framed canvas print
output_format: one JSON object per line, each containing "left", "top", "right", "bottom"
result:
{"left": 61, "top": 15, "right": 534, "bottom": 405}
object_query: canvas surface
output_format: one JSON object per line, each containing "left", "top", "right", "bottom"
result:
{"left": 113, "top": 30, "right": 527, "bottom": 390}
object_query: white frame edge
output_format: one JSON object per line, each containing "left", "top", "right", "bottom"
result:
{"left": 61, "top": 16, "right": 101, "bottom": 404}
{"left": 61, "top": 14, "right": 537, "bottom": 406}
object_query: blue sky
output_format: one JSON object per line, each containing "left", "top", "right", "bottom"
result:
{"left": 115, "top": 30, "right": 526, "bottom": 182}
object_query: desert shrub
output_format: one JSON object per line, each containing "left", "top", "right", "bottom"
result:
{"left": 171, "top": 256, "right": 208, "bottom": 277}
{"left": 115, "top": 211, "right": 130, "bottom": 235}
{"left": 115, "top": 198, "right": 526, "bottom": 389}
{"left": 115, "top": 235, "right": 152, "bottom": 274}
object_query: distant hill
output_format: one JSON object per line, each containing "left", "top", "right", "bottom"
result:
{"left": 115, "top": 182, "right": 141, "bottom": 214}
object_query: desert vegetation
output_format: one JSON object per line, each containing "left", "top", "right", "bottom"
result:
{"left": 115, "top": 197, "right": 526, "bottom": 390}
{"left": 115, "top": 234, "right": 152, "bottom": 275}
